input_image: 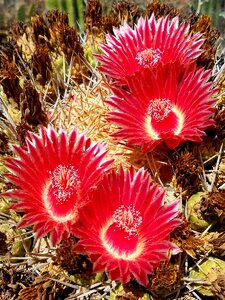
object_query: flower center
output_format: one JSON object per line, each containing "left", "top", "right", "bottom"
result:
{"left": 47, "top": 164, "right": 80, "bottom": 218}
{"left": 136, "top": 48, "right": 162, "bottom": 68}
{"left": 147, "top": 98, "right": 172, "bottom": 122}
{"left": 103, "top": 205, "right": 142, "bottom": 257}
{"left": 147, "top": 98, "right": 179, "bottom": 136}
{"left": 113, "top": 205, "right": 142, "bottom": 236}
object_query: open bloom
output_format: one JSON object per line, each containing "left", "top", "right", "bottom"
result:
{"left": 106, "top": 63, "right": 217, "bottom": 152}
{"left": 96, "top": 14, "right": 204, "bottom": 81}
{"left": 73, "top": 167, "right": 181, "bottom": 286}
{"left": 3, "top": 126, "right": 112, "bottom": 246}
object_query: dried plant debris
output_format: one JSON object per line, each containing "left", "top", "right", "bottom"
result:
{"left": 0, "top": 42, "right": 23, "bottom": 105}
{"left": 204, "top": 231, "right": 225, "bottom": 256}
{"left": 20, "top": 81, "right": 48, "bottom": 127}
{"left": 53, "top": 236, "right": 94, "bottom": 281}
{"left": 144, "top": 0, "right": 180, "bottom": 20}
{"left": 172, "top": 150, "right": 203, "bottom": 200}
{"left": 211, "top": 272, "right": 225, "bottom": 299}
{"left": 200, "top": 190, "right": 225, "bottom": 223}
{"left": 17, "top": 272, "right": 63, "bottom": 300}
{"left": 0, "top": 131, "right": 11, "bottom": 155}
{"left": 9, "top": 9, "right": 87, "bottom": 85}
{"left": 31, "top": 43, "right": 52, "bottom": 86}
{"left": 191, "top": 15, "right": 220, "bottom": 69}
{"left": 171, "top": 216, "right": 205, "bottom": 258}
{"left": 187, "top": 192, "right": 212, "bottom": 231}
{"left": 85, "top": 0, "right": 141, "bottom": 35}
{"left": 0, "top": 266, "right": 36, "bottom": 299}
{"left": 0, "top": 10, "right": 93, "bottom": 145}
{"left": 110, "top": 0, "right": 142, "bottom": 26}
{"left": 109, "top": 282, "right": 146, "bottom": 300}
{"left": 206, "top": 107, "right": 225, "bottom": 141}
{"left": 148, "top": 258, "right": 184, "bottom": 296}
{"left": 0, "top": 232, "right": 8, "bottom": 255}
{"left": 189, "top": 258, "right": 225, "bottom": 298}
{"left": 85, "top": 0, "right": 103, "bottom": 34}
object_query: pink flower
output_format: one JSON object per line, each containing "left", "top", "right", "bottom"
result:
{"left": 96, "top": 14, "right": 204, "bottom": 81}
{"left": 73, "top": 167, "right": 181, "bottom": 286}
{"left": 3, "top": 126, "right": 112, "bottom": 246}
{"left": 106, "top": 63, "right": 217, "bottom": 152}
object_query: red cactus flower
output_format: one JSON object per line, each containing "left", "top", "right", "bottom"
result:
{"left": 3, "top": 126, "right": 112, "bottom": 246}
{"left": 106, "top": 63, "right": 217, "bottom": 152}
{"left": 73, "top": 167, "right": 181, "bottom": 286}
{"left": 95, "top": 14, "right": 204, "bottom": 81}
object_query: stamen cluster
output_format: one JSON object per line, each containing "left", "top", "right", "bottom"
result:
{"left": 147, "top": 98, "right": 172, "bottom": 122}
{"left": 113, "top": 204, "right": 142, "bottom": 237}
{"left": 136, "top": 48, "right": 163, "bottom": 68}
{"left": 49, "top": 164, "right": 80, "bottom": 204}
